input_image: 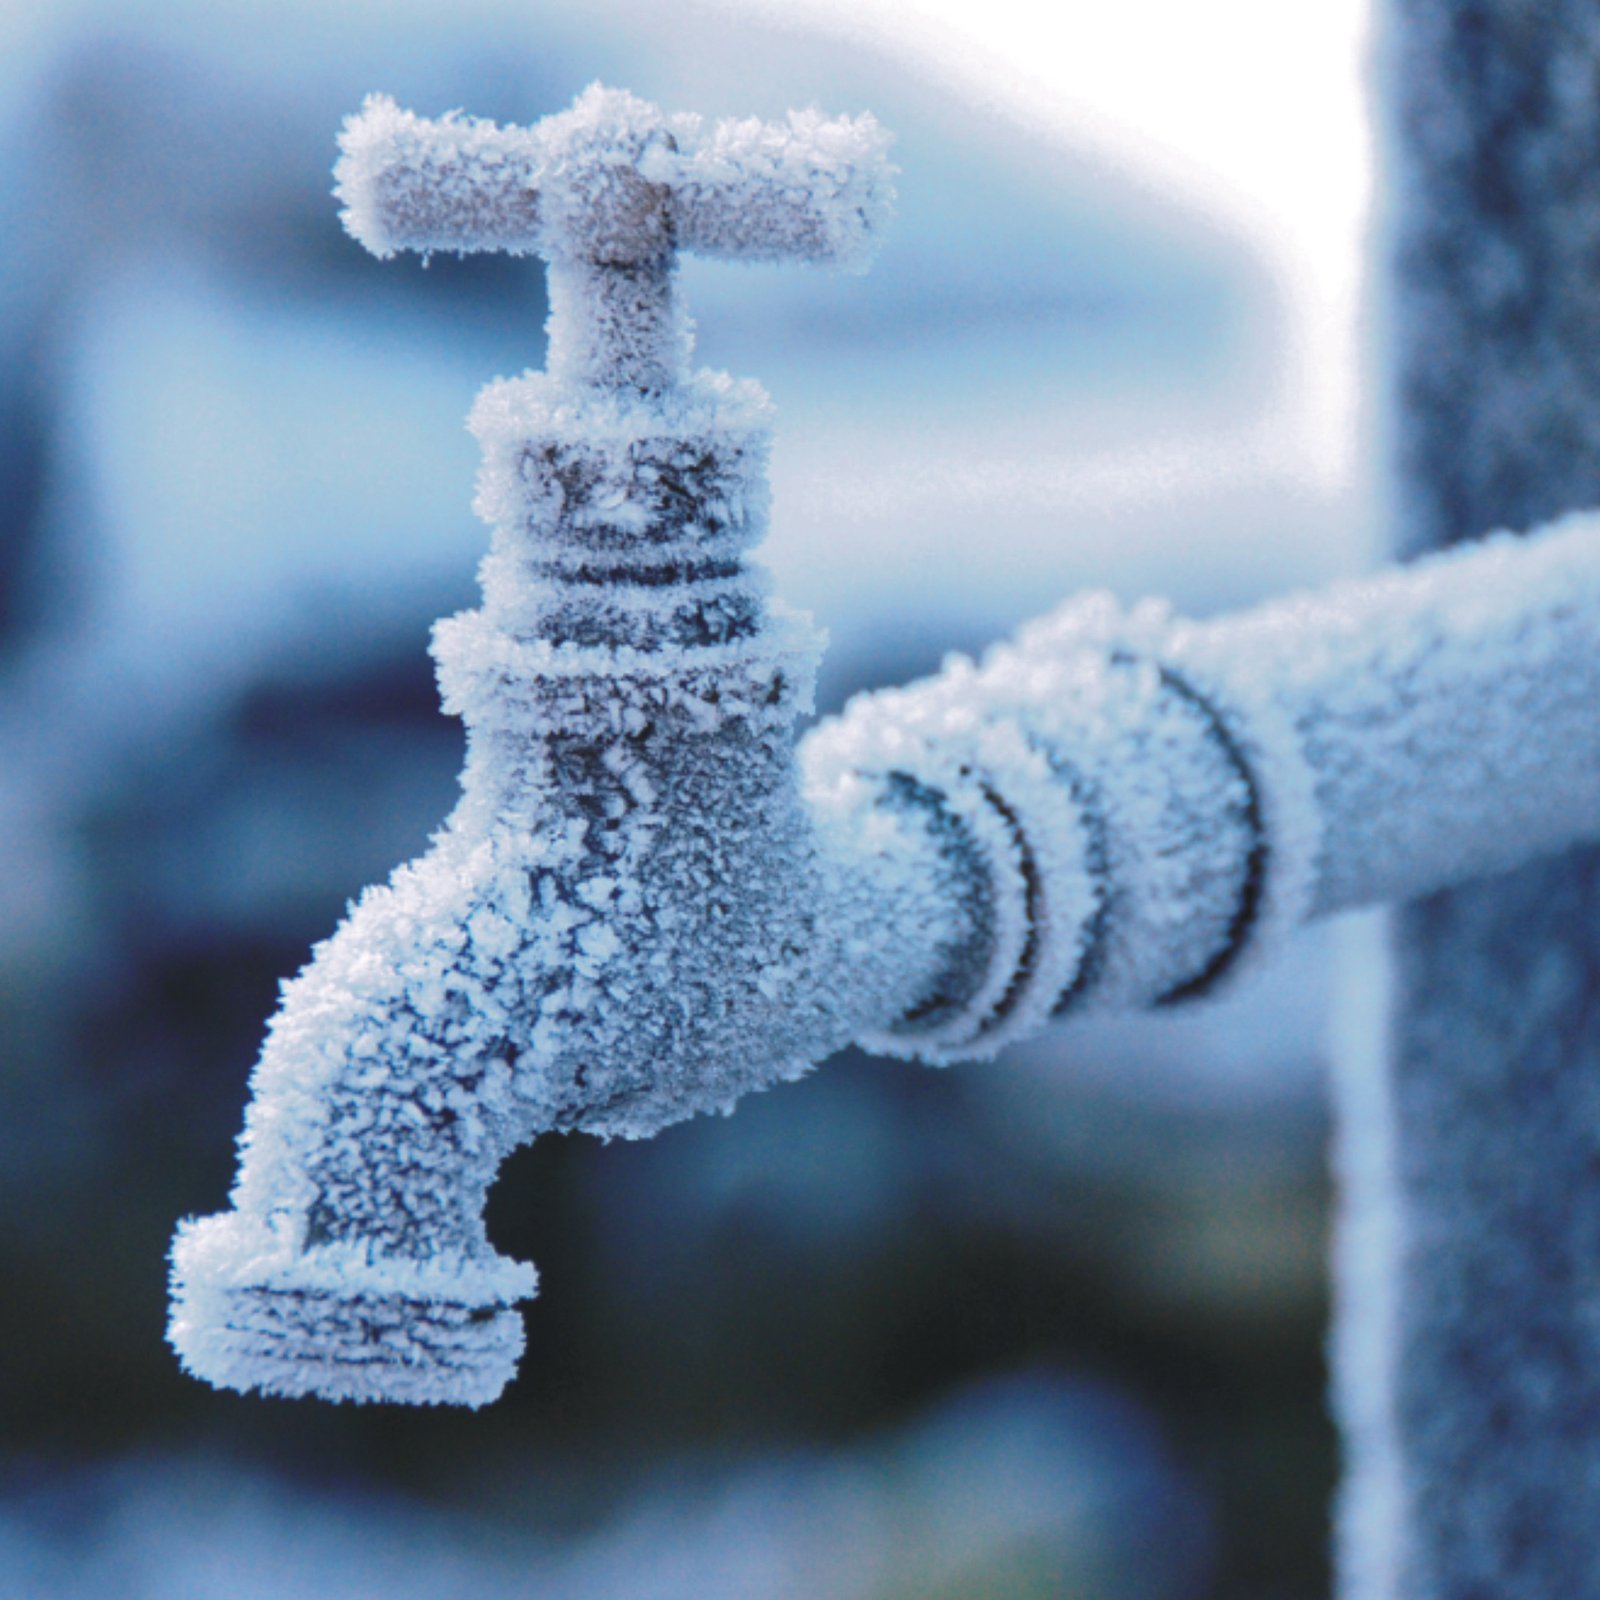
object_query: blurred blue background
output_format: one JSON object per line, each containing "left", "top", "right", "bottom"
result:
{"left": 0, "top": 1, "right": 1372, "bottom": 1594}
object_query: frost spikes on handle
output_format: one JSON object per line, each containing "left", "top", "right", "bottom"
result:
{"left": 332, "top": 85, "right": 897, "bottom": 391}
{"left": 334, "top": 87, "right": 895, "bottom": 271}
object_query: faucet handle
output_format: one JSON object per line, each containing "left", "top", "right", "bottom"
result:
{"left": 334, "top": 86, "right": 894, "bottom": 390}
{"left": 645, "top": 103, "right": 894, "bottom": 274}
{"left": 335, "top": 85, "right": 894, "bottom": 272}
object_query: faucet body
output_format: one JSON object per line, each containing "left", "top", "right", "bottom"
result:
{"left": 168, "top": 86, "right": 961, "bottom": 1403}
{"left": 169, "top": 87, "right": 1600, "bottom": 1408}
{"left": 170, "top": 368, "right": 961, "bottom": 1403}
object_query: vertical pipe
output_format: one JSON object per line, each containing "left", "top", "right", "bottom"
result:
{"left": 1335, "top": 5, "right": 1600, "bottom": 1594}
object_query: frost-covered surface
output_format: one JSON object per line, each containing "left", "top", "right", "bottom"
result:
{"left": 643, "top": 104, "right": 894, "bottom": 274}
{"left": 171, "top": 87, "right": 948, "bottom": 1406}
{"left": 805, "top": 596, "right": 1280, "bottom": 1061}
{"left": 808, "top": 510, "right": 1600, "bottom": 1066}
{"left": 1182, "top": 513, "right": 1600, "bottom": 914}
{"left": 1335, "top": 5, "right": 1600, "bottom": 1593}
{"left": 337, "top": 87, "right": 893, "bottom": 274}
{"left": 167, "top": 348, "right": 955, "bottom": 1399}
{"left": 334, "top": 94, "right": 547, "bottom": 262}
{"left": 335, "top": 85, "right": 895, "bottom": 392}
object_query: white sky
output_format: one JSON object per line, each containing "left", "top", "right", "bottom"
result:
{"left": 734, "top": 0, "right": 1376, "bottom": 487}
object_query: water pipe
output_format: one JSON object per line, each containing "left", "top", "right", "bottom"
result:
{"left": 168, "top": 86, "right": 1600, "bottom": 1407}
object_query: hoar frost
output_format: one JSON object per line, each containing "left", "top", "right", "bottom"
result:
{"left": 169, "top": 84, "right": 1600, "bottom": 1409}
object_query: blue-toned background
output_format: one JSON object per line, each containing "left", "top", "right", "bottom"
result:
{"left": 0, "top": 2, "right": 1371, "bottom": 1594}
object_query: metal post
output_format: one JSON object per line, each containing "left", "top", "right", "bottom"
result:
{"left": 1334, "top": 5, "right": 1600, "bottom": 1594}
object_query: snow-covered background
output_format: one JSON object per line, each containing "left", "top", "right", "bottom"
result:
{"left": 0, "top": 1, "right": 1370, "bottom": 1595}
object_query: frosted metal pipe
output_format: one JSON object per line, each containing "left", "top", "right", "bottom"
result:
{"left": 168, "top": 86, "right": 1600, "bottom": 1410}
{"left": 809, "top": 513, "right": 1600, "bottom": 1063}
{"left": 1337, "top": 6, "right": 1600, "bottom": 1593}
{"left": 1196, "top": 520, "right": 1600, "bottom": 917}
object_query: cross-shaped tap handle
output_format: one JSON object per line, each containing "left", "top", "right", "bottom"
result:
{"left": 334, "top": 84, "right": 895, "bottom": 390}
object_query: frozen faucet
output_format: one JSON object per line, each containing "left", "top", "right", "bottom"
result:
{"left": 169, "top": 86, "right": 1600, "bottom": 1408}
